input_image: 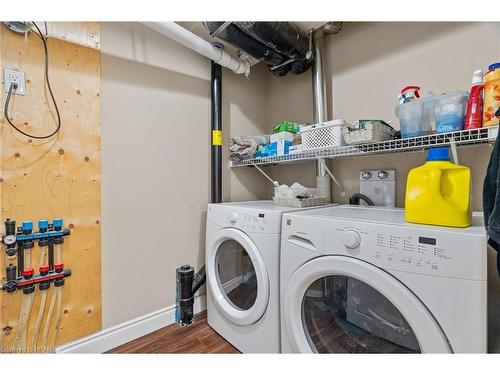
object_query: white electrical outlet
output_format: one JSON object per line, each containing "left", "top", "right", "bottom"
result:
{"left": 3, "top": 68, "right": 26, "bottom": 96}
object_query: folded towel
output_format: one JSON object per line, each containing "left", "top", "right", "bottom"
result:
{"left": 229, "top": 136, "right": 268, "bottom": 161}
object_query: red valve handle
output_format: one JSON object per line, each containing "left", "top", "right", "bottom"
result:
{"left": 39, "top": 265, "right": 50, "bottom": 274}
{"left": 23, "top": 268, "right": 34, "bottom": 278}
{"left": 54, "top": 263, "right": 64, "bottom": 273}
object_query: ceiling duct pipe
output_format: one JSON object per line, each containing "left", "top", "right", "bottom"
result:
{"left": 311, "top": 22, "right": 342, "bottom": 123}
{"left": 142, "top": 22, "right": 248, "bottom": 74}
{"left": 203, "top": 22, "right": 313, "bottom": 76}
{"left": 311, "top": 23, "right": 342, "bottom": 202}
{"left": 312, "top": 29, "right": 328, "bottom": 125}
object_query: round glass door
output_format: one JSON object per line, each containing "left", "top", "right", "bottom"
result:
{"left": 216, "top": 239, "right": 257, "bottom": 310}
{"left": 283, "top": 256, "right": 450, "bottom": 353}
{"left": 207, "top": 228, "right": 269, "bottom": 326}
{"left": 302, "top": 275, "right": 419, "bottom": 353}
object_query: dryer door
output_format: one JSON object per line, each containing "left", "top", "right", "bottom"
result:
{"left": 207, "top": 228, "right": 270, "bottom": 326}
{"left": 283, "top": 256, "right": 451, "bottom": 353}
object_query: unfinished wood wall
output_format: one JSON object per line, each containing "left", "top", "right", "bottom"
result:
{"left": 0, "top": 22, "right": 101, "bottom": 351}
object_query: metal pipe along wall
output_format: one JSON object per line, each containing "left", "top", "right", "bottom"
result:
{"left": 211, "top": 61, "right": 222, "bottom": 204}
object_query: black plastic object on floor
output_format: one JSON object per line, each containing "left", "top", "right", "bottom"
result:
{"left": 176, "top": 265, "right": 195, "bottom": 325}
{"left": 203, "top": 22, "right": 312, "bottom": 76}
{"left": 175, "top": 265, "right": 206, "bottom": 325}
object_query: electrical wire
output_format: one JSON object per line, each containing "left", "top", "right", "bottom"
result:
{"left": 3, "top": 22, "right": 61, "bottom": 139}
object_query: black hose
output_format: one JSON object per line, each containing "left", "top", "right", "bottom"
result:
{"left": 192, "top": 266, "right": 206, "bottom": 295}
{"left": 349, "top": 193, "right": 375, "bottom": 206}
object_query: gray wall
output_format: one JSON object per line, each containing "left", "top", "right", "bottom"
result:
{"left": 101, "top": 22, "right": 269, "bottom": 328}
{"left": 100, "top": 22, "right": 500, "bottom": 351}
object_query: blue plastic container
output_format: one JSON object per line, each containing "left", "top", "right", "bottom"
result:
{"left": 435, "top": 91, "right": 469, "bottom": 133}
{"left": 395, "top": 97, "right": 434, "bottom": 138}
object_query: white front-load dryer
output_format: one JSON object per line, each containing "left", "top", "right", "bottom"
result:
{"left": 280, "top": 205, "right": 488, "bottom": 353}
{"left": 206, "top": 200, "right": 332, "bottom": 353}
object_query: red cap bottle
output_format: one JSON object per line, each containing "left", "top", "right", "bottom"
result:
{"left": 464, "top": 69, "right": 484, "bottom": 130}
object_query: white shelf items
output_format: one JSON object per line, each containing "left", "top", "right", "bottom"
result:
{"left": 229, "top": 126, "right": 498, "bottom": 168}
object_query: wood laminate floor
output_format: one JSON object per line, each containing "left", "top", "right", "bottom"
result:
{"left": 107, "top": 311, "right": 240, "bottom": 354}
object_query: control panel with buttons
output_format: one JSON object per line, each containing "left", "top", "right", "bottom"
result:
{"left": 324, "top": 219, "right": 486, "bottom": 281}
{"left": 226, "top": 210, "right": 270, "bottom": 232}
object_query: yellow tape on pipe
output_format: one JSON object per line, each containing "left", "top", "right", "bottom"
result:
{"left": 212, "top": 130, "right": 223, "bottom": 146}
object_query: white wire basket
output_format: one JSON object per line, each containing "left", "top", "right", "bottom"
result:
{"left": 300, "top": 119, "right": 347, "bottom": 151}
{"left": 272, "top": 196, "right": 330, "bottom": 208}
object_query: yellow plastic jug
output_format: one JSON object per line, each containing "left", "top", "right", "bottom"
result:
{"left": 405, "top": 148, "right": 471, "bottom": 227}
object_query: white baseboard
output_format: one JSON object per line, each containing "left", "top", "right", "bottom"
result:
{"left": 56, "top": 294, "right": 206, "bottom": 354}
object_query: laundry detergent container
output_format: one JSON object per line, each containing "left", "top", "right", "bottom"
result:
{"left": 405, "top": 148, "right": 471, "bottom": 228}
{"left": 434, "top": 91, "right": 469, "bottom": 133}
{"left": 395, "top": 98, "right": 434, "bottom": 138}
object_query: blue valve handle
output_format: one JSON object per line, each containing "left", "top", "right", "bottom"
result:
{"left": 53, "top": 218, "right": 63, "bottom": 228}
{"left": 22, "top": 221, "right": 33, "bottom": 232}
{"left": 2, "top": 218, "right": 70, "bottom": 243}
{"left": 38, "top": 220, "right": 49, "bottom": 230}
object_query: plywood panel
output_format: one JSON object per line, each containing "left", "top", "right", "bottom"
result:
{"left": 0, "top": 23, "right": 101, "bottom": 352}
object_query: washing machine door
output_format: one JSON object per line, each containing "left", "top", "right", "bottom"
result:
{"left": 207, "top": 228, "right": 270, "bottom": 326}
{"left": 284, "top": 256, "right": 451, "bottom": 353}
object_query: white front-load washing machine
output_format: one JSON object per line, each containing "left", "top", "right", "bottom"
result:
{"left": 206, "top": 200, "right": 332, "bottom": 353}
{"left": 280, "top": 205, "right": 488, "bottom": 353}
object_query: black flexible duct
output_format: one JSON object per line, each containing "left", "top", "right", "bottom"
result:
{"left": 203, "top": 22, "right": 312, "bottom": 76}
{"left": 204, "top": 22, "right": 291, "bottom": 76}
{"left": 234, "top": 22, "right": 312, "bottom": 74}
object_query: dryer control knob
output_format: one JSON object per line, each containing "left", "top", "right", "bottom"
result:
{"left": 343, "top": 230, "right": 361, "bottom": 249}
{"left": 229, "top": 212, "right": 239, "bottom": 225}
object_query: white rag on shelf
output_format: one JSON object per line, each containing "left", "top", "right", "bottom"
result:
{"left": 229, "top": 135, "right": 268, "bottom": 161}
{"left": 274, "top": 183, "right": 319, "bottom": 199}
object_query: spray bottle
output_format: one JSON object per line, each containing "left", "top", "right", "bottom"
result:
{"left": 464, "top": 69, "right": 484, "bottom": 130}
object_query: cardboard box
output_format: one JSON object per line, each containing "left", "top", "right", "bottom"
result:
{"left": 268, "top": 140, "right": 293, "bottom": 156}
{"left": 273, "top": 121, "right": 299, "bottom": 134}
{"left": 289, "top": 144, "right": 303, "bottom": 155}
{"left": 270, "top": 131, "right": 295, "bottom": 143}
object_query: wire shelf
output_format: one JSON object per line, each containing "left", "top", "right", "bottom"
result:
{"left": 229, "top": 126, "right": 498, "bottom": 168}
